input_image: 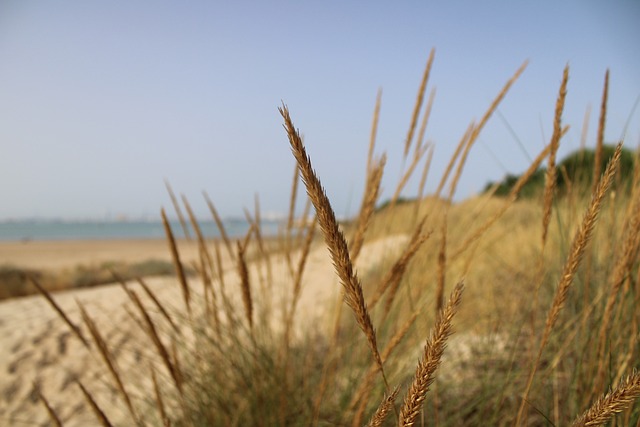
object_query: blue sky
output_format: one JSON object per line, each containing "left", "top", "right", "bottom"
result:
{"left": 1, "top": 1, "right": 639, "bottom": 220}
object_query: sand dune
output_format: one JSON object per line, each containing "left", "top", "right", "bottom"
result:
{"left": 0, "top": 235, "right": 408, "bottom": 426}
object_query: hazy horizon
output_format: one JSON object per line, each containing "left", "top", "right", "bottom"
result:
{"left": 1, "top": 1, "right": 639, "bottom": 221}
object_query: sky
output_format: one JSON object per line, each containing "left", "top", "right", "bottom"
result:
{"left": 1, "top": 1, "right": 639, "bottom": 221}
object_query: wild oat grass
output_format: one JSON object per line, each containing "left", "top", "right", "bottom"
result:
{"left": 25, "top": 53, "right": 640, "bottom": 427}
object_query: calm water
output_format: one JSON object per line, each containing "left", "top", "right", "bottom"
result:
{"left": 0, "top": 219, "right": 283, "bottom": 241}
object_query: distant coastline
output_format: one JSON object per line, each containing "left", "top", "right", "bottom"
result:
{"left": 0, "top": 218, "right": 284, "bottom": 242}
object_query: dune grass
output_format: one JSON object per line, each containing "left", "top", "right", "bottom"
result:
{"left": 26, "top": 53, "right": 640, "bottom": 426}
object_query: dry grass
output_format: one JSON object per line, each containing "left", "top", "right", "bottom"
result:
{"left": 541, "top": 64, "right": 569, "bottom": 249}
{"left": 281, "top": 103, "right": 389, "bottom": 389}
{"left": 399, "top": 282, "right": 464, "bottom": 427}
{"left": 15, "top": 54, "right": 639, "bottom": 427}
{"left": 516, "top": 142, "right": 623, "bottom": 425}
{"left": 572, "top": 370, "right": 640, "bottom": 427}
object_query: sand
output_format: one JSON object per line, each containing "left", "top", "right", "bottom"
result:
{"left": 0, "top": 239, "right": 201, "bottom": 271}
{"left": 0, "top": 234, "right": 410, "bottom": 426}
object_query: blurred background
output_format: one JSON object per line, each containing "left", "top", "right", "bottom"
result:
{"left": 1, "top": 0, "right": 638, "bottom": 222}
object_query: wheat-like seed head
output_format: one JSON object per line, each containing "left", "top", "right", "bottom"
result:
{"left": 542, "top": 64, "right": 570, "bottom": 249}
{"left": 571, "top": 370, "right": 640, "bottom": 427}
{"left": 542, "top": 142, "right": 622, "bottom": 349}
{"left": 366, "top": 386, "right": 400, "bottom": 427}
{"left": 593, "top": 69, "right": 609, "bottom": 192}
{"left": 236, "top": 239, "right": 253, "bottom": 329}
{"left": 399, "top": 282, "right": 464, "bottom": 427}
{"left": 516, "top": 142, "right": 623, "bottom": 426}
{"left": 404, "top": 48, "right": 435, "bottom": 159}
{"left": 351, "top": 154, "right": 386, "bottom": 263}
{"left": 280, "top": 104, "right": 387, "bottom": 383}
{"left": 415, "top": 88, "right": 436, "bottom": 158}
{"left": 594, "top": 175, "right": 640, "bottom": 392}
{"left": 367, "top": 87, "right": 382, "bottom": 175}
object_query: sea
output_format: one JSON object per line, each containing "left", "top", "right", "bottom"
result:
{"left": 0, "top": 218, "right": 284, "bottom": 242}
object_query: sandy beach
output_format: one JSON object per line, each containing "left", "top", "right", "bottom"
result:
{"left": 0, "top": 239, "right": 202, "bottom": 271}
{"left": 0, "top": 234, "right": 409, "bottom": 426}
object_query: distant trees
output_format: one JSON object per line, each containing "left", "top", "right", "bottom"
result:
{"left": 485, "top": 144, "right": 637, "bottom": 198}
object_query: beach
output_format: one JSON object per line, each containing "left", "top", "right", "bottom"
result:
{"left": 0, "top": 238, "right": 201, "bottom": 271}
{"left": 0, "top": 234, "right": 409, "bottom": 425}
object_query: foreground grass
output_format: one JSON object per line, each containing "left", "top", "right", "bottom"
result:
{"left": 26, "top": 54, "right": 640, "bottom": 426}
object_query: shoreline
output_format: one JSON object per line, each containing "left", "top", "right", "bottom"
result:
{"left": 0, "top": 238, "right": 202, "bottom": 271}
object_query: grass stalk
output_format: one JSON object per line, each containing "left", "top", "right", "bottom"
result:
{"left": 366, "top": 386, "right": 400, "bottom": 427}
{"left": 137, "top": 278, "right": 180, "bottom": 334}
{"left": 367, "top": 88, "right": 382, "bottom": 175}
{"left": 515, "top": 142, "right": 623, "bottom": 426}
{"left": 123, "top": 285, "right": 184, "bottom": 397}
{"left": 77, "top": 381, "right": 114, "bottom": 427}
{"left": 368, "top": 220, "right": 428, "bottom": 310}
{"left": 237, "top": 238, "right": 253, "bottom": 330}
{"left": 280, "top": 104, "right": 390, "bottom": 389}
{"left": 203, "top": 191, "right": 235, "bottom": 260}
{"left": 150, "top": 364, "right": 170, "bottom": 427}
{"left": 592, "top": 70, "right": 609, "bottom": 192}
{"left": 351, "top": 310, "right": 420, "bottom": 425}
{"left": 351, "top": 154, "right": 386, "bottom": 263}
{"left": 542, "top": 64, "right": 569, "bottom": 250}
{"left": 164, "top": 180, "right": 191, "bottom": 240}
{"left": 399, "top": 282, "right": 464, "bottom": 427}
{"left": 404, "top": 48, "right": 435, "bottom": 159}
{"left": 37, "top": 387, "right": 63, "bottom": 427}
{"left": 30, "top": 276, "right": 90, "bottom": 348}
{"left": 571, "top": 370, "right": 640, "bottom": 427}
{"left": 78, "top": 301, "right": 140, "bottom": 424}
{"left": 161, "top": 207, "right": 191, "bottom": 316}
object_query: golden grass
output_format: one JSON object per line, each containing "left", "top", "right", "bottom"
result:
{"left": 403, "top": 48, "right": 435, "bottom": 159}
{"left": 367, "top": 221, "right": 428, "bottom": 311}
{"left": 78, "top": 302, "right": 140, "bottom": 424}
{"left": 30, "top": 276, "right": 90, "bottom": 348}
{"left": 281, "top": 103, "right": 390, "bottom": 389}
{"left": 593, "top": 69, "right": 609, "bottom": 192}
{"left": 20, "top": 54, "right": 640, "bottom": 427}
{"left": 236, "top": 239, "right": 253, "bottom": 329}
{"left": 351, "top": 310, "right": 420, "bottom": 426}
{"left": 516, "top": 142, "right": 623, "bottom": 425}
{"left": 572, "top": 370, "right": 640, "bottom": 427}
{"left": 399, "top": 282, "right": 464, "bottom": 427}
{"left": 541, "top": 64, "right": 569, "bottom": 249}
{"left": 37, "top": 387, "right": 63, "bottom": 427}
{"left": 161, "top": 207, "right": 191, "bottom": 315}
{"left": 165, "top": 179, "right": 192, "bottom": 241}
{"left": 366, "top": 385, "right": 400, "bottom": 427}
{"left": 77, "top": 381, "right": 113, "bottom": 427}
{"left": 351, "top": 154, "right": 386, "bottom": 263}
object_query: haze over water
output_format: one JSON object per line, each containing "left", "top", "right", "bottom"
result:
{"left": 0, "top": 218, "right": 283, "bottom": 242}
